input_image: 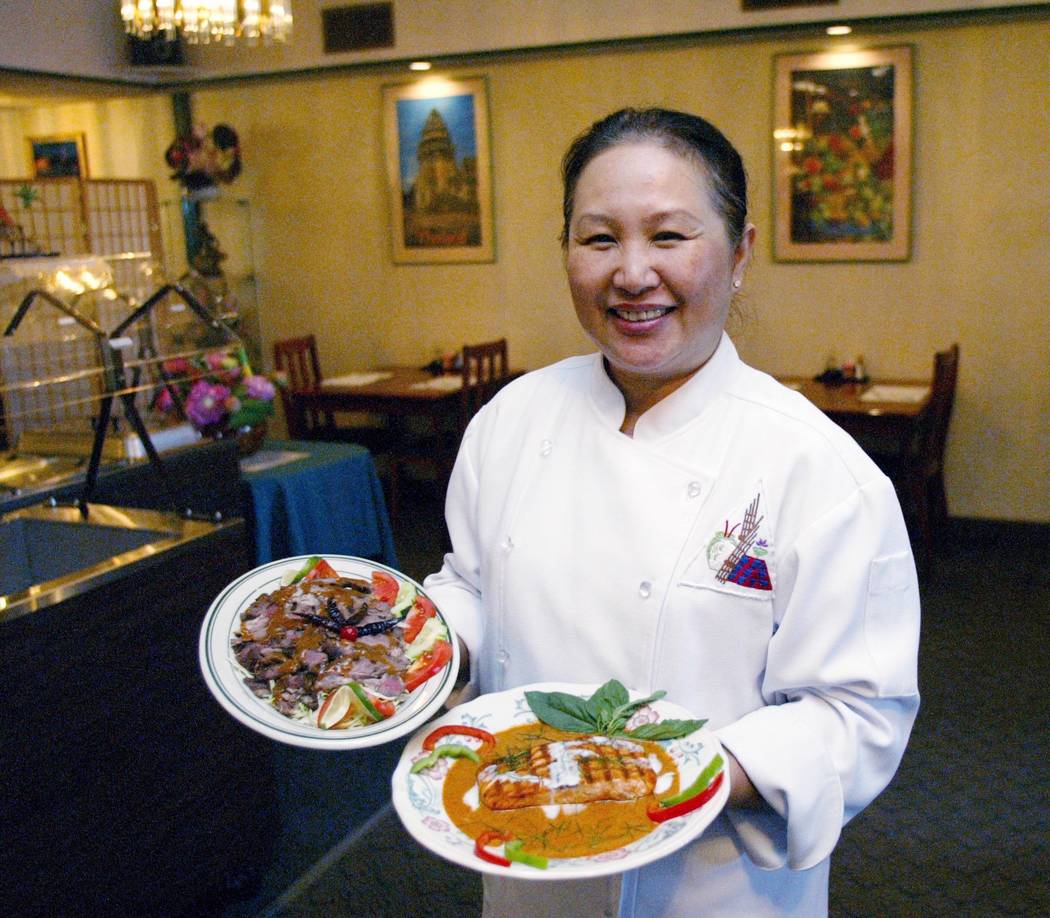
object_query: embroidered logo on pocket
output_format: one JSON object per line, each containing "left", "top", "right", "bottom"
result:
{"left": 701, "top": 491, "right": 773, "bottom": 592}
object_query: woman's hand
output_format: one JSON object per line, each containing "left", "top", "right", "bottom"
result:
{"left": 443, "top": 635, "right": 476, "bottom": 709}
{"left": 725, "top": 749, "right": 761, "bottom": 808}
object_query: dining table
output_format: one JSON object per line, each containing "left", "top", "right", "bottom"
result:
{"left": 286, "top": 365, "right": 525, "bottom": 434}
{"left": 239, "top": 438, "right": 399, "bottom": 567}
{"left": 778, "top": 375, "right": 932, "bottom": 455}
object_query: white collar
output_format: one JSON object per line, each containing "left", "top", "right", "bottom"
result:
{"left": 588, "top": 332, "right": 741, "bottom": 440}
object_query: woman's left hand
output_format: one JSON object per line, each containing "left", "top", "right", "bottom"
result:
{"left": 725, "top": 750, "right": 761, "bottom": 808}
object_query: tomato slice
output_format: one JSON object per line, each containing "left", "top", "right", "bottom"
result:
{"left": 371, "top": 570, "right": 399, "bottom": 605}
{"left": 305, "top": 558, "right": 339, "bottom": 580}
{"left": 404, "top": 639, "right": 453, "bottom": 692}
{"left": 369, "top": 694, "right": 397, "bottom": 719}
{"left": 403, "top": 595, "right": 438, "bottom": 643}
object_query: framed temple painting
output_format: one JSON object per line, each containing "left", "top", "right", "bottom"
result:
{"left": 27, "top": 134, "right": 88, "bottom": 178}
{"left": 382, "top": 75, "right": 494, "bottom": 264}
{"left": 773, "top": 45, "right": 912, "bottom": 262}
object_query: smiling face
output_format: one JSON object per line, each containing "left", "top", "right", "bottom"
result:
{"left": 565, "top": 141, "right": 753, "bottom": 412}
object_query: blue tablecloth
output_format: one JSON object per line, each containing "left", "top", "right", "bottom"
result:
{"left": 240, "top": 439, "right": 398, "bottom": 568}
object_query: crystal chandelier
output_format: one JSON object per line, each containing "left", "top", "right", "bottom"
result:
{"left": 120, "top": 1, "right": 293, "bottom": 46}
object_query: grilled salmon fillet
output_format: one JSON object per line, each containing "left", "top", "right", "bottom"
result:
{"left": 478, "top": 736, "right": 657, "bottom": 810}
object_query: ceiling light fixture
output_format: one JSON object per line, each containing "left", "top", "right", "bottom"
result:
{"left": 409, "top": 61, "right": 432, "bottom": 71}
{"left": 120, "top": 1, "right": 294, "bottom": 46}
{"left": 826, "top": 25, "right": 853, "bottom": 36}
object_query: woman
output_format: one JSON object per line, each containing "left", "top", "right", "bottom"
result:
{"left": 424, "top": 108, "right": 920, "bottom": 916}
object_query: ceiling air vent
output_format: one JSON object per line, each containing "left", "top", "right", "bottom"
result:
{"left": 322, "top": 2, "right": 395, "bottom": 53}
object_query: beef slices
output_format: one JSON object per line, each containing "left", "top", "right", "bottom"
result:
{"left": 478, "top": 736, "right": 658, "bottom": 810}
{"left": 232, "top": 576, "right": 411, "bottom": 716}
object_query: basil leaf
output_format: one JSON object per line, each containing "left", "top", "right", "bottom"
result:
{"left": 524, "top": 690, "right": 599, "bottom": 734}
{"left": 589, "top": 680, "right": 629, "bottom": 711}
{"left": 624, "top": 718, "right": 707, "bottom": 741}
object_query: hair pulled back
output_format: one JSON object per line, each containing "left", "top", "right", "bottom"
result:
{"left": 561, "top": 108, "right": 748, "bottom": 250}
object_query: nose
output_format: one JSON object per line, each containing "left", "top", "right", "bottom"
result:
{"left": 613, "top": 242, "right": 659, "bottom": 295}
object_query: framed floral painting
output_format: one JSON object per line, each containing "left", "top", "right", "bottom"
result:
{"left": 773, "top": 46, "right": 912, "bottom": 262}
{"left": 382, "top": 75, "right": 494, "bottom": 264}
{"left": 27, "top": 134, "right": 88, "bottom": 178}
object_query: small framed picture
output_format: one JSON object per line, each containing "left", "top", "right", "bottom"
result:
{"left": 27, "top": 134, "right": 88, "bottom": 178}
{"left": 382, "top": 75, "right": 494, "bottom": 264}
{"left": 773, "top": 46, "right": 913, "bottom": 262}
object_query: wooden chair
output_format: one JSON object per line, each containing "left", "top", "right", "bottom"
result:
{"left": 272, "top": 335, "right": 388, "bottom": 451}
{"left": 390, "top": 338, "right": 510, "bottom": 527}
{"left": 459, "top": 337, "right": 510, "bottom": 434}
{"left": 874, "top": 343, "right": 960, "bottom": 561}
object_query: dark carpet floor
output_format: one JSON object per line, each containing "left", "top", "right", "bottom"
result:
{"left": 258, "top": 484, "right": 1050, "bottom": 918}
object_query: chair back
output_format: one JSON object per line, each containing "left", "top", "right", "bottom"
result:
{"left": 273, "top": 335, "right": 327, "bottom": 437}
{"left": 460, "top": 338, "right": 509, "bottom": 432}
{"left": 917, "top": 343, "right": 959, "bottom": 474}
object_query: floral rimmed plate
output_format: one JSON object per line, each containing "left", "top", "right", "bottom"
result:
{"left": 391, "top": 682, "right": 729, "bottom": 879}
{"left": 198, "top": 554, "right": 459, "bottom": 750}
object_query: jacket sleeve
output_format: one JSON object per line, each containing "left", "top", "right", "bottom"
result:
{"left": 715, "top": 475, "right": 920, "bottom": 870}
{"left": 422, "top": 419, "right": 487, "bottom": 685}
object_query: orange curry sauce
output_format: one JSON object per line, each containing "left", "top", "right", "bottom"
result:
{"left": 442, "top": 722, "right": 680, "bottom": 859}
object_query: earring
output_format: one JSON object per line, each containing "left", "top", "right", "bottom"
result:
{"left": 732, "top": 279, "right": 742, "bottom": 289}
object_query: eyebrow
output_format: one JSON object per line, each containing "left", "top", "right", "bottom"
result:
{"left": 574, "top": 209, "right": 702, "bottom": 226}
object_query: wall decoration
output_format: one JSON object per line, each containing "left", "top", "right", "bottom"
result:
{"left": 27, "top": 134, "right": 88, "bottom": 178}
{"left": 744, "top": 1, "right": 837, "bottom": 9}
{"left": 773, "top": 46, "right": 912, "bottom": 262}
{"left": 382, "top": 76, "right": 494, "bottom": 264}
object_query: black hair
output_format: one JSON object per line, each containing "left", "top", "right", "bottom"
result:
{"left": 560, "top": 107, "right": 748, "bottom": 249}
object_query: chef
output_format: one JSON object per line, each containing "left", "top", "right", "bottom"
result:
{"left": 424, "top": 107, "right": 920, "bottom": 917}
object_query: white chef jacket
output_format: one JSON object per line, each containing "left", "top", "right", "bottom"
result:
{"left": 424, "top": 334, "right": 920, "bottom": 917}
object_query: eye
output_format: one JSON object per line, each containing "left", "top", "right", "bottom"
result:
{"left": 653, "top": 231, "right": 686, "bottom": 245}
{"left": 581, "top": 233, "right": 616, "bottom": 248}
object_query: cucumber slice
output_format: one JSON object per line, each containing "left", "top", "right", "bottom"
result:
{"left": 391, "top": 580, "right": 418, "bottom": 618}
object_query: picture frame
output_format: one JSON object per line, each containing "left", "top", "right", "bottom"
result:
{"left": 772, "top": 46, "right": 912, "bottom": 262}
{"left": 743, "top": 1, "right": 837, "bottom": 9}
{"left": 382, "top": 75, "right": 494, "bottom": 264}
{"left": 27, "top": 133, "right": 88, "bottom": 179}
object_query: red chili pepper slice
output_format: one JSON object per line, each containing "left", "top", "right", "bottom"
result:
{"left": 474, "top": 830, "right": 511, "bottom": 867}
{"left": 422, "top": 724, "right": 496, "bottom": 752}
{"left": 647, "top": 770, "right": 725, "bottom": 823}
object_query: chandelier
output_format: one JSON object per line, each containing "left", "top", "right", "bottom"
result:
{"left": 120, "top": 1, "right": 293, "bottom": 46}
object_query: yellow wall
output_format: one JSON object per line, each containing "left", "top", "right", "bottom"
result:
{"left": 3, "top": 17, "right": 1048, "bottom": 522}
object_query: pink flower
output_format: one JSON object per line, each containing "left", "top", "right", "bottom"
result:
{"left": 244, "top": 374, "right": 276, "bottom": 400}
{"left": 205, "top": 351, "right": 230, "bottom": 371}
{"left": 162, "top": 357, "right": 191, "bottom": 375}
{"left": 185, "top": 379, "right": 230, "bottom": 427}
{"left": 154, "top": 387, "right": 174, "bottom": 412}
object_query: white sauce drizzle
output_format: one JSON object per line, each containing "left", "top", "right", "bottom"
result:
{"left": 462, "top": 783, "right": 480, "bottom": 811}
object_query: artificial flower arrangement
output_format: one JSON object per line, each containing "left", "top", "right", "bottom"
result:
{"left": 165, "top": 123, "right": 242, "bottom": 192}
{"left": 154, "top": 347, "right": 281, "bottom": 440}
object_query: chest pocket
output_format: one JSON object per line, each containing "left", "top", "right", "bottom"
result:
{"left": 677, "top": 484, "right": 776, "bottom": 602}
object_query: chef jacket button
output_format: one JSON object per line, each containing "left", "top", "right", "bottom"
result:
{"left": 501, "top": 536, "right": 514, "bottom": 552}
{"left": 687, "top": 481, "right": 703, "bottom": 498}
{"left": 638, "top": 580, "right": 653, "bottom": 599}
{"left": 540, "top": 438, "right": 553, "bottom": 457}
{"left": 496, "top": 650, "right": 510, "bottom": 665}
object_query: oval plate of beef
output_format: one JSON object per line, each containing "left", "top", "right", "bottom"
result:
{"left": 199, "top": 555, "right": 459, "bottom": 749}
